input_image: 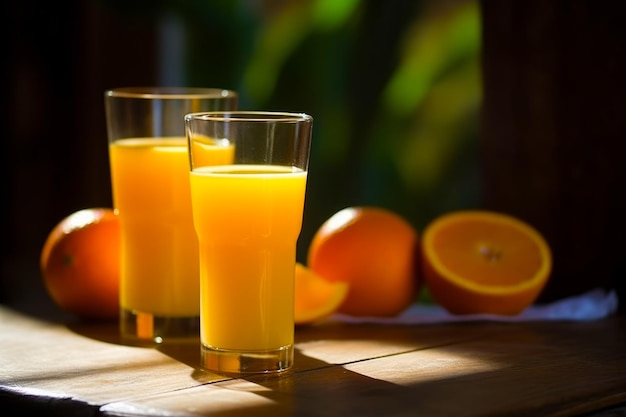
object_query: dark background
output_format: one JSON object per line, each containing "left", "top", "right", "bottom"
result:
{"left": 2, "top": 0, "right": 624, "bottom": 315}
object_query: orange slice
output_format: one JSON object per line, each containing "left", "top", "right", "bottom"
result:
{"left": 295, "top": 263, "right": 349, "bottom": 325}
{"left": 421, "top": 210, "right": 552, "bottom": 315}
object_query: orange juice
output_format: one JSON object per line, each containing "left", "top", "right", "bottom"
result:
{"left": 109, "top": 137, "right": 234, "bottom": 317}
{"left": 189, "top": 164, "right": 307, "bottom": 351}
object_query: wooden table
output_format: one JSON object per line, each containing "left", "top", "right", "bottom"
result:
{"left": 1, "top": 304, "right": 625, "bottom": 416}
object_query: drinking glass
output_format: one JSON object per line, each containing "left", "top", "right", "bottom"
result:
{"left": 185, "top": 111, "right": 313, "bottom": 374}
{"left": 105, "top": 87, "right": 238, "bottom": 344}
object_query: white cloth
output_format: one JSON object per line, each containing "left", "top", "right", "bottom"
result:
{"left": 330, "top": 288, "right": 619, "bottom": 324}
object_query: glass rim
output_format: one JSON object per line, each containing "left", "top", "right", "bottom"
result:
{"left": 105, "top": 87, "right": 238, "bottom": 100}
{"left": 185, "top": 111, "right": 313, "bottom": 123}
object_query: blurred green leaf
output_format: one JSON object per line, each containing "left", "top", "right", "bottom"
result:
{"left": 242, "top": 2, "right": 313, "bottom": 104}
{"left": 311, "top": 0, "right": 360, "bottom": 32}
{"left": 383, "top": 1, "right": 480, "bottom": 117}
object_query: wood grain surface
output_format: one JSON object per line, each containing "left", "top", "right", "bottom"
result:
{"left": 1, "top": 305, "right": 625, "bottom": 416}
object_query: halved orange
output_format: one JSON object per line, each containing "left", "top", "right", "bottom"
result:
{"left": 421, "top": 210, "right": 552, "bottom": 315}
{"left": 294, "top": 263, "right": 349, "bottom": 325}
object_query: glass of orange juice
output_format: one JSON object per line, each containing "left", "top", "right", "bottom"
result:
{"left": 104, "top": 87, "right": 238, "bottom": 344}
{"left": 185, "top": 111, "right": 313, "bottom": 374}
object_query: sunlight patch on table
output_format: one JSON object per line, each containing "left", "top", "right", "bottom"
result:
{"left": 344, "top": 349, "right": 501, "bottom": 385}
{"left": 101, "top": 381, "right": 284, "bottom": 417}
{"left": 297, "top": 339, "right": 419, "bottom": 364}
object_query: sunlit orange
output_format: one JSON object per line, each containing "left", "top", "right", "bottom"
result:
{"left": 40, "top": 208, "right": 120, "bottom": 320}
{"left": 421, "top": 210, "right": 552, "bottom": 315}
{"left": 307, "top": 206, "right": 419, "bottom": 317}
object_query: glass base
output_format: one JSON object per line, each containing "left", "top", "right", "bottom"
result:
{"left": 201, "top": 343, "right": 293, "bottom": 375}
{"left": 120, "top": 308, "right": 199, "bottom": 344}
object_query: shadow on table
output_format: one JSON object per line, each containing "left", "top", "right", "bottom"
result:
{"left": 176, "top": 320, "right": 626, "bottom": 417}
{"left": 60, "top": 311, "right": 626, "bottom": 416}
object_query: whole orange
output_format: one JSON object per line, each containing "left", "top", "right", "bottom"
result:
{"left": 40, "top": 208, "right": 120, "bottom": 320}
{"left": 307, "top": 206, "right": 419, "bottom": 317}
{"left": 421, "top": 210, "right": 552, "bottom": 315}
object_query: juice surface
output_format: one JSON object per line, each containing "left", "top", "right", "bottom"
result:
{"left": 109, "top": 137, "right": 233, "bottom": 317}
{"left": 190, "top": 165, "right": 308, "bottom": 350}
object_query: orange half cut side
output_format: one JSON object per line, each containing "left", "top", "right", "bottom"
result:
{"left": 421, "top": 210, "right": 552, "bottom": 315}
